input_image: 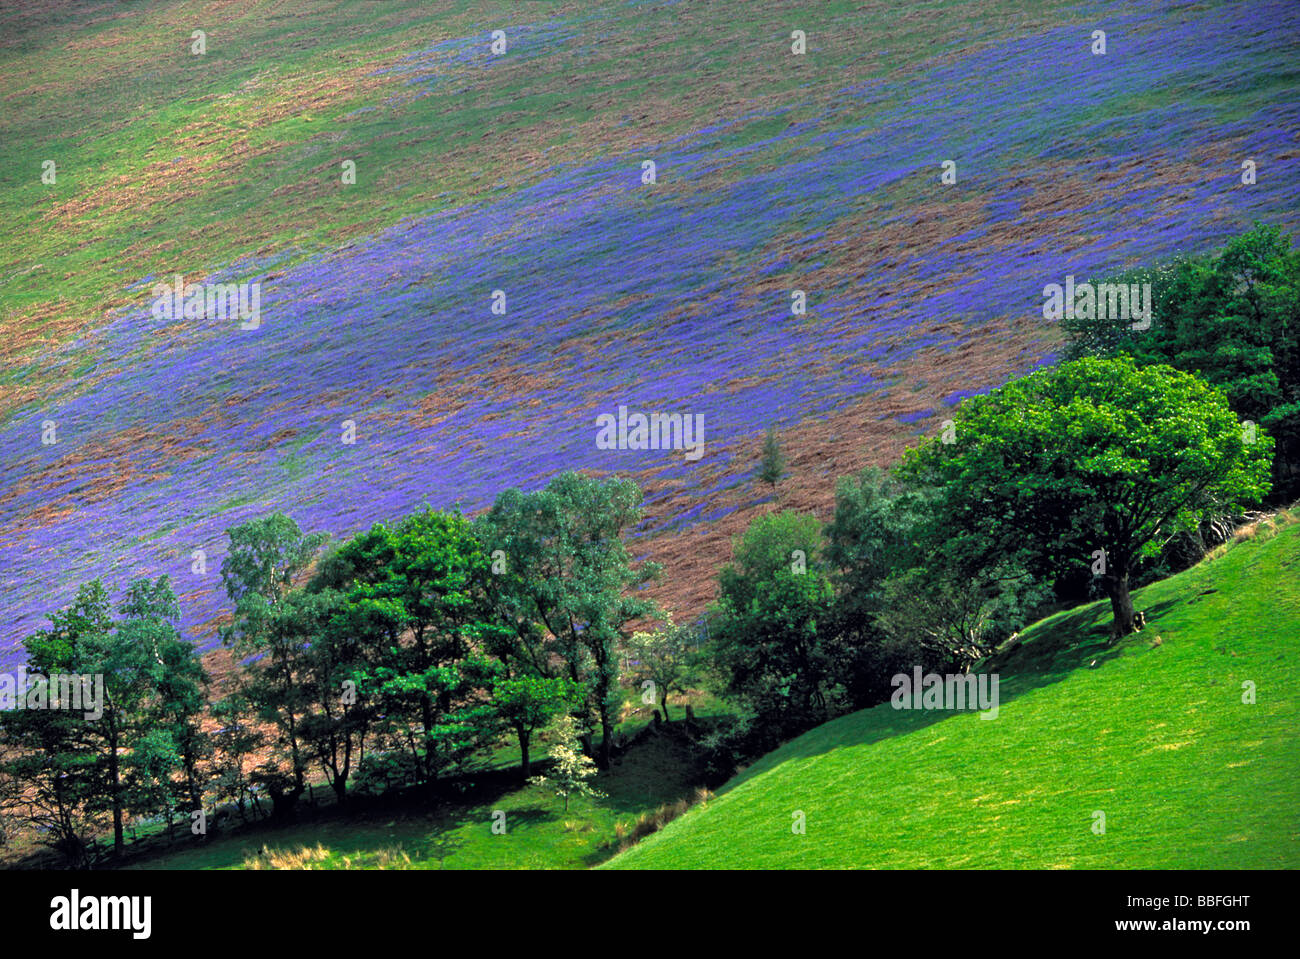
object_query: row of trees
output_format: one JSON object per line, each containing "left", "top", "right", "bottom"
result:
{"left": 705, "top": 224, "right": 1293, "bottom": 746}
{"left": 223, "top": 472, "right": 663, "bottom": 813}
{"left": 709, "top": 353, "right": 1271, "bottom": 749}
{"left": 0, "top": 360, "right": 1278, "bottom": 862}
{"left": 0, "top": 472, "right": 667, "bottom": 864}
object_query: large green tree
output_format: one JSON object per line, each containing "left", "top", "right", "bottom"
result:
{"left": 71, "top": 577, "right": 191, "bottom": 855}
{"left": 1063, "top": 223, "right": 1300, "bottom": 500}
{"left": 0, "top": 577, "right": 207, "bottom": 861}
{"left": 820, "top": 467, "right": 945, "bottom": 705}
{"left": 121, "top": 577, "right": 209, "bottom": 823}
{"left": 899, "top": 356, "right": 1272, "bottom": 637}
{"left": 287, "top": 588, "right": 373, "bottom": 803}
{"left": 0, "top": 582, "right": 114, "bottom": 865}
{"left": 711, "top": 510, "right": 838, "bottom": 731}
{"left": 478, "top": 472, "right": 659, "bottom": 768}
{"left": 309, "top": 508, "right": 502, "bottom": 788}
{"left": 490, "top": 674, "right": 582, "bottom": 778}
{"left": 220, "top": 514, "right": 328, "bottom": 817}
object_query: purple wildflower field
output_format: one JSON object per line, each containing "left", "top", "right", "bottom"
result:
{"left": 2, "top": 0, "right": 1298, "bottom": 666}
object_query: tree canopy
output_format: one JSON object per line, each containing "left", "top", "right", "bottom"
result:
{"left": 899, "top": 355, "right": 1272, "bottom": 636}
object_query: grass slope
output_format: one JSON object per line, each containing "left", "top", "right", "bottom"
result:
{"left": 607, "top": 518, "right": 1300, "bottom": 869}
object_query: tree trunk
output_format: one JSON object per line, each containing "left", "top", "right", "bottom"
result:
{"left": 598, "top": 706, "right": 614, "bottom": 769}
{"left": 287, "top": 719, "right": 304, "bottom": 792}
{"left": 421, "top": 697, "right": 435, "bottom": 785}
{"left": 517, "top": 726, "right": 531, "bottom": 778}
{"left": 108, "top": 720, "right": 124, "bottom": 855}
{"left": 660, "top": 690, "right": 671, "bottom": 722}
{"left": 183, "top": 735, "right": 202, "bottom": 813}
{"left": 1103, "top": 571, "right": 1136, "bottom": 640}
{"left": 267, "top": 781, "right": 303, "bottom": 821}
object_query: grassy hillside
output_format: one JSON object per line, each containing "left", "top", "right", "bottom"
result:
{"left": 606, "top": 515, "right": 1300, "bottom": 869}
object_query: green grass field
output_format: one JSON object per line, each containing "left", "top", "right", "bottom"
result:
{"left": 606, "top": 516, "right": 1300, "bottom": 869}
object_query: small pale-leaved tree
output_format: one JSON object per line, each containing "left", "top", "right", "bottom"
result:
{"left": 529, "top": 714, "right": 604, "bottom": 812}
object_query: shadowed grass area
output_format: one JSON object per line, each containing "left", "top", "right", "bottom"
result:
{"left": 125, "top": 709, "right": 714, "bottom": 870}
{"left": 605, "top": 514, "right": 1300, "bottom": 869}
